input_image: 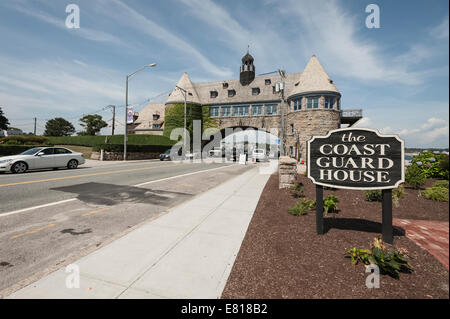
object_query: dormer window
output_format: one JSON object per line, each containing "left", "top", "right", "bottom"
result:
{"left": 222, "top": 82, "right": 228, "bottom": 89}
{"left": 252, "top": 87, "right": 260, "bottom": 96}
{"left": 228, "top": 89, "right": 236, "bottom": 97}
{"left": 153, "top": 114, "right": 160, "bottom": 120}
{"left": 210, "top": 91, "right": 218, "bottom": 98}
{"left": 265, "top": 79, "right": 271, "bottom": 85}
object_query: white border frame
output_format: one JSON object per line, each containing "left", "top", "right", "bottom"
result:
{"left": 307, "top": 127, "right": 405, "bottom": 190}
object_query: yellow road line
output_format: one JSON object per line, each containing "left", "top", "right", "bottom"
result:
{"left": 82, "top": 207, "right": 110, "bottom": 217}
{"left": 10, "top": 224, "right": 56, "bottom": 239}
{"left": 0, "top": 163, "right": 185, "bottom": 188}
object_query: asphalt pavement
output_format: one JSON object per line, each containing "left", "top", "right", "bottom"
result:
{"left": 0, "top": 159, "right": 251, "bottom": 294}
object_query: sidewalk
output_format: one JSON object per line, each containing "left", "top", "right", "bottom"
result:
{"left": 394, "top": 218, "right": 449, "bottom": 270}
{"left": 8, "top": 166, "right": 270, "bottom": 299}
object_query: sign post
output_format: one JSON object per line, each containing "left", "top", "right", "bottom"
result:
{"left": 307, "top": 128, "right": 404, "bottom": 244}
{"left": 382, "top": 189, "right": 393, "bottom": 243}
{"left": 316, "top": 185, "right": 324, "bottom": 235}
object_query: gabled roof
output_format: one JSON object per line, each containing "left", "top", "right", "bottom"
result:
{"left": 133, "top": 103, "right": 166, "bottom": 130}
{"left": 166, "top": 72, "right": 201, "bottom": 104}
{"left": 289, "top": 55, "right": 340, "bottom": 97}
{"left": 190, "top": 72, "right": 301, "bottom": 105}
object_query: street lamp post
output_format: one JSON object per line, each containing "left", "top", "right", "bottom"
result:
{"left": 124, "top": 63, "right": 156, "bottom": 161}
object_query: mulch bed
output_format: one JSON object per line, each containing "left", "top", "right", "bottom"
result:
{"left": 222, "top": 173, "right": 449, "bottom": 299}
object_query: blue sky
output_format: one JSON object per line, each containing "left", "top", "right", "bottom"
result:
{"left": 0, "top": 0, "right": 448, "bottom": 147}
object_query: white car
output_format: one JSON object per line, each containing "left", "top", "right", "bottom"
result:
{"left": 208, "top": 148, "right": 223, "bottom": 157}
{"left": 252, "top": 149, "right": 268, "bottom": 162}
{"left": 0, "top": 147, "right": 85, "bottom": 174}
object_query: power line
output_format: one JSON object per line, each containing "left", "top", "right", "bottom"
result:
{"left": 5, "top": 91, "right": 171, "bottom": 131}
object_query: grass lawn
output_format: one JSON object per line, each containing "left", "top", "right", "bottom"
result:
{"left": 57, "top": 145, "right": 92, "bottom": 159}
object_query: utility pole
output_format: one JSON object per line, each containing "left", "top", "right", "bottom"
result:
{"left": 33, "top": 117, "right": 37, "bottom": 135}
{"left": 105, "top": 105, "right": 116, "bottom": 135}
{"left": 276, "top": 69, "right": 286, "bottom": 156}
{"left": 111, "top": 105, "right": 115, "bottom": 136}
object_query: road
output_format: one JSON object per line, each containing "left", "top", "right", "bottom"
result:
{"left": 0, "top": 159, "right": 251, "bottom": 295}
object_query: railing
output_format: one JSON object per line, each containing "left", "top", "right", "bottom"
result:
{"left": 341, "top": 109, "right": 363, "bottom": 118}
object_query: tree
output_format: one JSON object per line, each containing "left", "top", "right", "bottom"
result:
{"left": 0, "top": 107, "right": 10, "bottom": 130}
{"left": 78, "top": 114, "right": 108, "bottom": 136}
{"left": 44, "top": 118, "right": 75, "bottom": 136}
{"left": 163, "top": 103, "right": 218, "bottom": 141}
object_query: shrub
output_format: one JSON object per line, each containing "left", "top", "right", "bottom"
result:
{"left": 365, "top": 190, "right": 382, "bottom": 202}
{"left": 421, "top": 187, "right": 449, "bottom": 202}
{"left": 392, "top": 186, "right": 406, "bottom": 208}
{"left": 405, "top": 164, "right": 427, "bottom": 189}
{"left": 47, "top": 134, "right": 175, "bottom": 147}
{"left": 433, "top": 180, "right": 449, "bottom": 189}
{"left": 346, "top": 237, "right": 412, "bottom": 279}
{"left": 0, "top": 145, "right": 49, "bottom": 156}
{"left": 92, "top": 144, "right": 171, "bottom": 153}
{"left": 392, "top": 186, "right": 406, "bottom": 198}
{"left": 0, "top": 136, "right": 49, "bottom": 145}
{"left": 412, "top": 152, "right": 449, "bottom": 179}
{"left": 439, "top": 155, "right": 449, "bottom": 179}
{"left": 365, "top": 187, "right": 406, "bottom": 207}
{"left": 324, "top": 195, "right": 339, "bottom": 214}
{"left": 290, "top": 182, "right": 304, "bottom": 198}
{"left": 288, "top": 198, "right": 315, "bottom": 216}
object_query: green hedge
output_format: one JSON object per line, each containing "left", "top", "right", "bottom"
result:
{"left": 0, "top": 136, "right": 49, "bottom": 145}
{"left": 47, "top": 134, "right": 175, "bottom": 147}
{"left": 92, "top": 144, "right": 171, "bottom": 153}
{"left": 0, "top": 145, "right": 49, "bottom": 156}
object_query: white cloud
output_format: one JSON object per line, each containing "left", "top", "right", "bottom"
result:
{"left": 430, "top": 16, "right": 449, "bottom": 39}
{"left": 178, "top": 0, "right": 297, "bottom": 72}
{"left": 7, "top": 1, "right": 125, "bottom": 45}
{"left": 95, "top": 0, "right": 233, "bottom": 79}
{"left": 421, "top": 117, "right": 447, "bottom": 130}
{"left": 276, "top": 0, "right": 443, "bottom": 85}
{"left": 380, "top": 118, "right": 449, "bottom": 147}
{"left": 354, "top": 114, "right": 448, "bottom": 147}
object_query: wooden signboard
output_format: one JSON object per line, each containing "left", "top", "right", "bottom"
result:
{"left": 307, "top": 128, "right": 405, "bottom": 243}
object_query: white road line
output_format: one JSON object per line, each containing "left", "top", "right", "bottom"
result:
{"left": 0, "top": 198, "right": 77, "bottom": 217}
{"left": 134, "top": 164, "right": 235, "bottom": 187}
{"left": 0, "top": 164, "right": 236, "bottom": 218}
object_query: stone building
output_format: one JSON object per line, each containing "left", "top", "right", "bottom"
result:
{"left": 131, "top": 52, "right": 362, "bottom": 160}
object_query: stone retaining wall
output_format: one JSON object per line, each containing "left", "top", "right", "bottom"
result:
{"left": 91, "top": 151, "right": 161, "bottom": 161}
{"left": 279, "top": 156, "right": 298, "bottom": 189}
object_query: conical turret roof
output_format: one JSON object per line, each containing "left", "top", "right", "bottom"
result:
{"left": 242, "top": 52, "right": 254, "bottom": 63}
{"left": 289, "top": 55, "right": 340, "bottom": 97}
{"left": 166, "top": 72, "right": 200, "bottom": 104}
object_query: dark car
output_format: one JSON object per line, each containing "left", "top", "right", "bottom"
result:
{"left": 226, "top": 147, "right": 237, "bottom": 162}
{"left": 159, "top": 149, "right": 171, "bottom": 161}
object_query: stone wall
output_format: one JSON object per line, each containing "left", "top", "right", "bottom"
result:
{"left": 91, "top": 151, "right": 161, "bottom": 161}
{"left": 279, "top": 156, "right": 298, "bottom": 189}
{"left": 285, "top": 109, "right": 340, "bottom": 160}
